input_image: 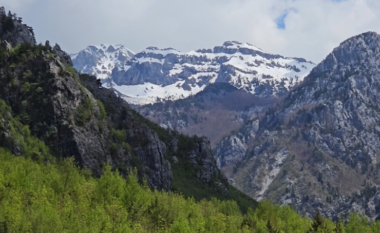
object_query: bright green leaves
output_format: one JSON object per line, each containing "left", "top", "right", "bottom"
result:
{"left": 1, "top": 151, "right": 380, "bottom": 232}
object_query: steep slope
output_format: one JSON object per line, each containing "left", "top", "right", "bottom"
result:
{"left": 71, "top": 44, "right": 134, "bottom": 80}
{"left": 0, "top": 6, "right": 256, "bottom": 210}
{"left": 72, "top": 41, "right": 314, "bottom": 105}
{"left": 136, "top": 82, "right": 277, "bottom": 147}
{"left": 215, "top": 31, "right": 380, "bottom": 219}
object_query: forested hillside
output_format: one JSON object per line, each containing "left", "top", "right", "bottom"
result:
{"left": 1, "top": 143, "right": 380, "bottom": 232}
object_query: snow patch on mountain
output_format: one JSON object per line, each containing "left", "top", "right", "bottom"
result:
{"left": 107, "top": 80, "right": 206, "bottom": 105}
{"left": 72, "top": 41, "right": 315, "bottom": 105}
{"left": 70, "top": 44, "right": 134, "bottom": 80}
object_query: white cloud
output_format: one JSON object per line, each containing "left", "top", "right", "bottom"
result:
{"left": 0, "top": 0, "right": 379, "bottom": 63}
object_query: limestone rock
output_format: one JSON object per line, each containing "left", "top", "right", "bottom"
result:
{"left": 215, "top": 31, "right": 380, "bottom": 220}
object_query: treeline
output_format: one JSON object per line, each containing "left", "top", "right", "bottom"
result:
{"left": 0, "top": 149, "right": 379, "bottom": 232}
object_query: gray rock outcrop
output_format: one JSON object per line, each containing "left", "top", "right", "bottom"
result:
{"left": 214, "top": 31, "right": 380, "bottom": 220}
{"left": 0, "top": 7, "right": 35, "bottom": 46}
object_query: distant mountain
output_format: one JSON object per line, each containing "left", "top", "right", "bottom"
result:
{"left": 72, "top": 41, "right": 315, "bottom": 105}
{"left": 214, "top": 31, "right": 380, "bottom": 220}
{"left": 70, "top": 44, "right": 134, "bottom": 79}
{"left": 136, "top": 82, "right": 278, "bottom": 147}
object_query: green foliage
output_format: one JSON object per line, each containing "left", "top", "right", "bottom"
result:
{"left": 66, "top": 65, "right": 76, "bottom": 77}
{"left": 123, "top": 142, "right": 131, "bottom": 153}
{"left": 111, "top": 128, "right": 126, "bottom": 143}
{"left": 109, "top": 143, "right": 119, "bottom": 157}
{"left": 0, "top": 99, "right": 52, "bottom": 163}
{"left": 307, "top": 210, "right": 336, "bottom": 233}
{"left": 96, "top": 100, "right": 107, "bottom": 119}
{"left": 35, "top": 86, "right": 43, "bottom": 93}
{"left": 0, "top": 124, "right": 379, "bottom": 232}
{"left": 75, "top": 97, "right": 93, "bottom": 126}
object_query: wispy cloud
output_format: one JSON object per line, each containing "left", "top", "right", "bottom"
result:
{"left": 1, "top": 0, "right": 379, "bottom": 63}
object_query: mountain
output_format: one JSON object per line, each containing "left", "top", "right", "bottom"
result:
{"left": 71, "top": 44, "right": 134, "bottom": 79}
{"left": 0, "top": 6, "right": 256, "bottom": 210}
{"left": 72, "top": 42, "right": 314, "bottom": 147}
{"left": 215, "top": 31, "right": 380, "bottom": 219}
{"left": 72, "top": 41, "right": 315, "bottom": 105}
{"left": 5, "top": 6, "right": 380, "bottom": 231}
{"left": 136, "top": 82, "right": 277, "bottom": 147}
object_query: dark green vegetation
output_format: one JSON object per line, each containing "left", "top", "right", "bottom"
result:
{"left": 0, "top": 11, "right": 15, "bottom": 33}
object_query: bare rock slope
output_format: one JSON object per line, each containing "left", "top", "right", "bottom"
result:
{"left": 215, "top": 31, "right": 380, "bottom": 219}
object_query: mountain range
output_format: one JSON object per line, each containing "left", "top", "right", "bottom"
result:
{"left": 71, "top": 41, "right": 315, "bottom": 105}
{"left": 4, "top": 3, "right": 380, "bottom": 223}
{"left": 73, "top": 31, "right": 380, "bottom": 220}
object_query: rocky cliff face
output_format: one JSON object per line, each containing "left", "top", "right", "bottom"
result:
{"left": 0, "top": 43, "right": 228, "bottom": 191}
{"left": 0, "top": 7, "right": 36, "bottom": 46}
{"left": 72, "top": 42, "right": 314, "bottom": 105}
{"left": 0, "top": 7, "right": 241, "bottom": 203}
{"left": 215, "top": 31, "right": 380, "bottom": 219}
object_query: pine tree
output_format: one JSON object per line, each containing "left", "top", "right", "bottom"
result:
{"left": 334, "top": 222, "right": 344, "bottom": 233}
{"left": 267, "top": 220, "right": 280, "bottom": 233}
{"left": 308, "top": 210, "right": 324, "bottom": 233}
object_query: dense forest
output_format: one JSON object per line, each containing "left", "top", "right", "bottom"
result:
{"left": 0, "top": 144, "right": 380, "bottom": 232}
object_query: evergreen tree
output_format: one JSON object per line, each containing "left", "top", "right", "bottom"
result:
{"left": 267, "top": 220, "right": 280, "bottom": 233}
{"left": 308, "top": 210, "right": 325, "bottom": 233}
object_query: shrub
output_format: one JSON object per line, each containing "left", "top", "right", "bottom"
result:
{"left": 109, "top": 143, "right": 119, "bottom": 157}
{"left": 122, "top": 142, "right": 131, "bottom": 153}
{"left": 75, "top": 97, "right": 93, "bottom": 126}
{"left": 66, "top": 66, "right": 76, "bottom": 77}
{"left": 96, "top": 100, "right": 106, "bottom": 120}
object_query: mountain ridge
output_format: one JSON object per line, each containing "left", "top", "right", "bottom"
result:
{"left": 215, "top": 31, "right": 380, "bottom": 219}
{"left": 72, "top": 41, "right": 315, "bottom": 105}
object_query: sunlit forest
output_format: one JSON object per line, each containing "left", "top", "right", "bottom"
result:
{"left": 0, "top": 146, "right": 380, "bottom": 232}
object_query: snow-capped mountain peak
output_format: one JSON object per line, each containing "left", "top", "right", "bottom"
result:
{"left": 221, "top": 40, "right": 263, "bottom": 52}
{"left": 71, "top": 44, "right": 134, "bottom": 80}
{"left": 71, "top": 42, "right": 315, "bottom": 105}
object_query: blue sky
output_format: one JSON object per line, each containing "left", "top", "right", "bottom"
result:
{"left": 0, "top": 0, "right": 379, "bottom": 63}
{"left": 276, "top": 12, "right": 288, "bottom": 29}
